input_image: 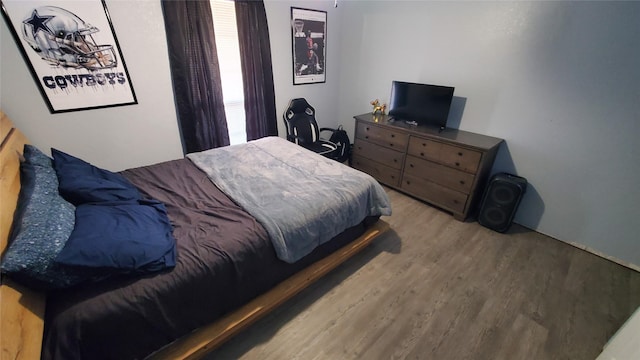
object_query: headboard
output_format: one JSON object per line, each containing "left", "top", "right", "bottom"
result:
{"left": 0, "top": 110, "right": 46, "bottom": 359}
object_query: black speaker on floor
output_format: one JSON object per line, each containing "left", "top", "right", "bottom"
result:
{"left": 478, "top": 173, "right": 527, "bottom": 233}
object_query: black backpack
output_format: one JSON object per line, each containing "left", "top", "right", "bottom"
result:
{"left": 327, "top": 125, "right": 350, "bottom": 163}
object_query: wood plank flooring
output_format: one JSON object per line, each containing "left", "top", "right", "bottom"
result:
{"left": 204, "top": 188, "right": 640, "bottom": 360}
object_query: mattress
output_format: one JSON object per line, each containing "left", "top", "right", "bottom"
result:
{"left": 42, "top": 158, "right": 376, "bottom": 359}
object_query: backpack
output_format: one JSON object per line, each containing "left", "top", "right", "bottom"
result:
{"left": 328, "top": 125, "right": 350, "bottom": 163}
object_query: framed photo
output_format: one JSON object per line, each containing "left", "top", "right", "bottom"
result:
{"left": 1, "top": 0, "right": 137, "bottom": 113}
{"left": 291, "top": 7, "right": 326, "bottom": 85}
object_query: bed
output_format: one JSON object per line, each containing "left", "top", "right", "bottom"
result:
{"left": 0, "top": 110, "right": 391, "bottom": 359}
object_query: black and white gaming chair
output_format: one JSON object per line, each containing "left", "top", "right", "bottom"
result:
{"left": 283, "top": 98, "right": 339, "bottom": 159}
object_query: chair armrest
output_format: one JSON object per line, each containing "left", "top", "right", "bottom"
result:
{"left": 319, "top": 128, "right": 336, "bottom": 141}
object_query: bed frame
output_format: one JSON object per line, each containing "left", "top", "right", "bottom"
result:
{"left": 0, "top": 110, "right": 390, "bottom": 360}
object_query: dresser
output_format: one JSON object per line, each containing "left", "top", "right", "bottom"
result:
{"left": 352, "top": 113, "right": 503, "bottom": 221}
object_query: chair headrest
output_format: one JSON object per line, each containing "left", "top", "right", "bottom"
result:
{"left": 287, "top": 98, "right": 315, "bottom": 116}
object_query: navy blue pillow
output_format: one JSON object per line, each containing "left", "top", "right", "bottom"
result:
{"left": 55, "top": 199, "right": 177, "bottom": 273}
{"left": 51, "top": 148, "right": 141, "bottom": 205}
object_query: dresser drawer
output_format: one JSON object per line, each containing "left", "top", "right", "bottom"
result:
{"left": 407, "top": 136, "right": 481, "bottom": 173}
{"left": 356, "top": 122, "right": 408, "bottom": 151}
{"left": 407, "top": 136, "right": 440, "bottom": 161}
{"left": 439, "top": 143, "right": 482, "bottom": 173}
{"left": 352, "top": 154, "right": 401, "bottom": 187}
{"left": 404, "top": 155, "right": 475, "bottom": 193}
{"left": 400, "top": 173, "right": 468, "bottom": 214}
{"left": 353, "top": 139, "right": 404, "bottom": 170}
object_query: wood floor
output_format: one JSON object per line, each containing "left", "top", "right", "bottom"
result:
{"left": 204, "top": 188, "right": 640, "bottom": 360}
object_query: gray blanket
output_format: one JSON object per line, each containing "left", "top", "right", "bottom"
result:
{"left": 187, "top": 136, "right": 391, "bottom": 263}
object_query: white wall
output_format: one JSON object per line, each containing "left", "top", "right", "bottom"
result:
{"left": 264, "top": 0, "right": 343, "bottom": 136}
{"left": 597, "top": 306, "right": 640, "bottom": 359}
{"left": 336, "top": 1, "right": 640, "bottom": 268}
{"left": 0, "top": 0, "right": 343, "bottom": 170}
{"left": 2, "top": 0, "right": 639, "bottom": 268}
{"left": 0, "top": 0, "right": 183, "bottom": 171}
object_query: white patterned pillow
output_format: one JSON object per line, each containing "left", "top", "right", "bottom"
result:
{"left": 0, "top": 145, "right": 93, "bottom": 290}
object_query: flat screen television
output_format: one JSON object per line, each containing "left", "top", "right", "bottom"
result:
{"left": 388, "top": 81, "right": 455, "bottom": 130}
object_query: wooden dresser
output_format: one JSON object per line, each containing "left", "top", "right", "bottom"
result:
{"left": 352, "top": 113, "right": 503, "bottom": 220}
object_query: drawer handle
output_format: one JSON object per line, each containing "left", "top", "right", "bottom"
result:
{"left": 422, "top": 143, "right": 426, "bottom": 147}
{"left": 459, "top": 180, "right": 465, "bottom": 185}
{"left": 420, "top": 152, "right": 425, "bottom": 156}
{"left": 394, "top": 159, "right": 398, "bottom": 163}
{"left": 455, "top": 162, "right": 460, "bottom": 167}
{"left": 391, "top": 134, "right": 395, "bottom": 138}
{"left": 391, "top": 175, "right": 395, "bottom": 179}
{"left": 409, "top": 164, "right": 414, "bottom": 168}
{"left": 453, "top": 200, "right": 459, "bottom": 204}
{"left": 366, "top": 127, "right": 370, "bottom": 130}
{"left": 406, "top": 181, "right": 411, "bottom": 185}
{"left": 458, "top": 152, "right": 463, "bottom": 156}
{"left": 365, "top": 135, "right": 369, "bottom": 139}
{"left": 389, "top": 143, "right": 394, "bottom": 147}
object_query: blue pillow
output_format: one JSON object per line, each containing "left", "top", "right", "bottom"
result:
{"left": 51, "top": 148, "right": 141, "bottom": 205}
{"left": 55, "top": 199, "right": 177, "bottom": 273}
{"left": 1, "top": 145, "right": 92, "bottom": 290}
{"left": 23, "top": 144, "right": 52, "bottom": 167}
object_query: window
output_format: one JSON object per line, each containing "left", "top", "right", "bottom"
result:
{"left": 210, "top": 0, "right": 246, "bottom": 145}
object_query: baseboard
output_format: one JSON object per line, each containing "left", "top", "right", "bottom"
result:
{"left": 513, "top": 222, "right": 640, "bottom": 273}
{"left": 563, "top": 240, "right": 640, "bottom": 273}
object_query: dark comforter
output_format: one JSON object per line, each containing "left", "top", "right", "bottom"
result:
{"left": 42, "top": 158, "right": 376, "bottom": 360}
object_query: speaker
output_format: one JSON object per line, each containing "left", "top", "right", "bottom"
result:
{"left": 478, "top": 173, "right": 527, "bottom": 233}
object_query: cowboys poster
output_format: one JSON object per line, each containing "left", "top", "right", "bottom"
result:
{"left": 2, "top": 0, "right": 137, "bottom": 113}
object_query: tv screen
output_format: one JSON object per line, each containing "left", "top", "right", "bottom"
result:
{"left": 388, "top": 81, "right": 455, "bottom": 129}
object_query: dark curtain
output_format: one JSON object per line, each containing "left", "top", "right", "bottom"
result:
{"left": 161, "top": 0, "right": 230, "bottom": 154}
{"left": 235, "top": 0, "right": 278, "bottom": 141}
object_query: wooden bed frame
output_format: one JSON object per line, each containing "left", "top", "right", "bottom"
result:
{"left": 0, "top": 110, "right": 390, "bottom": 360}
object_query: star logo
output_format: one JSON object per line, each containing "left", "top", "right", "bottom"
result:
{"left": 23, "top": 9, "right": 54, "bottom": 37}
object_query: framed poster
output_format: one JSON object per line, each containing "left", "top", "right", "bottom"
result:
{"left": 1, "top": 0, "right": 137, "bottom": 113}
{"left": 291, "top": 7, "right": 326, "bottom": 85}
